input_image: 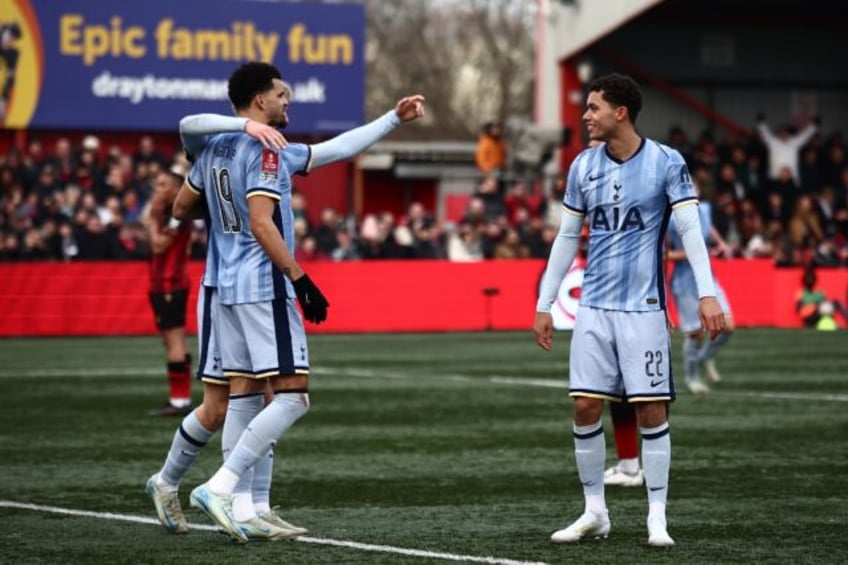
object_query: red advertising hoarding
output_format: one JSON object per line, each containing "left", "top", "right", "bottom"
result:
{"left": 0, "top": 260, "right": 845, "bottom": 336}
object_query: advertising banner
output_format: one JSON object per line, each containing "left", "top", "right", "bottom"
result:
{"left": 0, "top": 0, "right": 364, "bottom": 133}
{"left": 1, "top": 260, "right": 846, "bottom": 336}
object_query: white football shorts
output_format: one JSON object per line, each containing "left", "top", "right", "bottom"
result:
{"left": 218, "top": 298, "right": 309, "bottom": 379}
{"left": 569, "top": 305, "right": 675, "bottom": 402}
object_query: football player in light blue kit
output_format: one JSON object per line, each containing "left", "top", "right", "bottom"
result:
{"left": 534, "top": 74, "right": 725, "bottom": 547}
{"left": 668, "top": 197, "right": 735, "bottom": 394}
{"left": 146, "top": 119, "right": 290, "bottom": 537}
{"left": 172, "top": 62, "right": 425, "bottom": 542}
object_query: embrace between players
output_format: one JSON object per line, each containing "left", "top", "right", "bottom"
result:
{"left": 146, "top": 65, "right": 725, "bottom": 547}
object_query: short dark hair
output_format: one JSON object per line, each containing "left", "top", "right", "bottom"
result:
{"left": 227, "top": 62, "right": 282, "bottom": 110}
{"left": 587, "top": 73, "right": 643, "bottom": 124}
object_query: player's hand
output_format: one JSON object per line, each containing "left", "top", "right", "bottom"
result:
{"left": 533, "top": 312, "right": 554, "bottom": 351}
{"left": 245, "top": 120, "right": 287, "bottom": 150}
{"left": 395, "top": 95, "right": 425, "bottom": 123}
{"left": 293, "top": 274, "right": 330, "bottom": 324}
{"left": 699, "top": 296, "right": 725, "bottom": 340}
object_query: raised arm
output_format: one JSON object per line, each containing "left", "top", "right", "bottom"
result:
{"left": 791, "top": 123, "right": 818, "bottom": 150}
{"left": 756, "top": 120, "right": 776, "bottom": 146}
{"left": 310, "top": 95, "right": 425, "bottom": 168}
{"left": 179, "top": 114, "right": 287, "bottom": 159}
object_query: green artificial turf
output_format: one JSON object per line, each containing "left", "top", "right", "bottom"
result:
{"left": 0, "top": 329, "right": 845, "bottom": 564}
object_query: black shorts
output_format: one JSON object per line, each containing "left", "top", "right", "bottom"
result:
{"left": 148, "top": 288, "right": 188, "bottom": 331}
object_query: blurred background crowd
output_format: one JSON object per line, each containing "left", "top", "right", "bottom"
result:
{"left": 1, "top": 116, "right": 846, "bottom": 267}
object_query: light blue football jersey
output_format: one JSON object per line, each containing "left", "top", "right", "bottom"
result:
{"left": 563, "top": 138, "right": 696, "bottom": 311}
{"left": 668, "top": 201, "right": 713, "bottom": 298}
{"left": 188, "top": 135, "right": 312, "bottom": 305}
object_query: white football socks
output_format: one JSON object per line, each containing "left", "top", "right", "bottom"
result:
{"left": 573, "top": 420, "right": 606, "bottom": 515}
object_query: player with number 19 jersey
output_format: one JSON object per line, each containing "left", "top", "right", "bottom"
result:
{"left": 563, "top": 139, "right": 696, "bottom": 312}
{"left": 186, "top": 134, "right": 311, "bottom": 306}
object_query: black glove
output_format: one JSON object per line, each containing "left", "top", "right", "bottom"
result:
{"left": 755, "top": 112, "right": 766, "bottom": 123}
{"left": 293, "top": 274, "right": 329, "bottom": 324}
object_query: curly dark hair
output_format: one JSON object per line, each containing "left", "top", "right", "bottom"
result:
{"left": 587, "top": 73, "right": 643, "bottom": 124}
{"left": 227, "top": 62, "right": 282, "bottom": 110}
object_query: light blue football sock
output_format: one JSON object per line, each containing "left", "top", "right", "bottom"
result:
{"left": 252, "top": 448, "right": 274, "bottom": 514}
{"left": 223, "top": 393, "right": 309, "bottom": 478}
{"left": 221, "top": 392, "right": 264, "bottom": 504}
{"left": 573, "top": 420, "right": 606, "bottom": 514}
{"left": 158, "top": 410, "right": 214, "bottom": 488}
{"left": 641, "top": 423, "right": 671, "bottom": 505}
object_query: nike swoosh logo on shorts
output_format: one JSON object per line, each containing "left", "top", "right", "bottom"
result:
{"left": 650, "top": 379, "right": 666, "bottom": 387}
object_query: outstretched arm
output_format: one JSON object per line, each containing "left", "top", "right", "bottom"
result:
{"left": 310, "top": 95, "right": 425, "bottom": 168}
{"left": 791, "top": 123, "right": 818, "bottom": 149}
{"left": 178, "top": 114, "right": 287, "bottom": 159}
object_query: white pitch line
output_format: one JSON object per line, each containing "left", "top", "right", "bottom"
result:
{"left": 0, "top": 501, "right": 547, "bottom": 565}
{"left": 0, "top": 500, "right": 216, "bottom": 530}
{"left": 295, "top": 537, "right": 548, "bottom": 565}
{"left": 488, "top": 377, "right": 568, "bottom": 389}
{"left": 5, "top": 365, "right": 847, "bottom": 403}
{"left": 0, "top": 367, "right": 163, "bottom": 378}
{"left": 488, "top": 377, "right": 848, "bottom": 402}
{"left": 712, "top": 390, "right": 848, "bottom": 402}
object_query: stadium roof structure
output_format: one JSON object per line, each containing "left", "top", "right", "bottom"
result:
{"left": 537, "top": 0, "right": 848, "bottom": 164}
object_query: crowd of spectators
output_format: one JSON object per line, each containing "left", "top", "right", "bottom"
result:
{"left": 670, "top": 116, "right": 848, "bottom": 267}
{"left": 0, "top": 134, "right": 206, "bottom": 262}
{"left": 1, "top": 116, "right": 846, "bottom": 267}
